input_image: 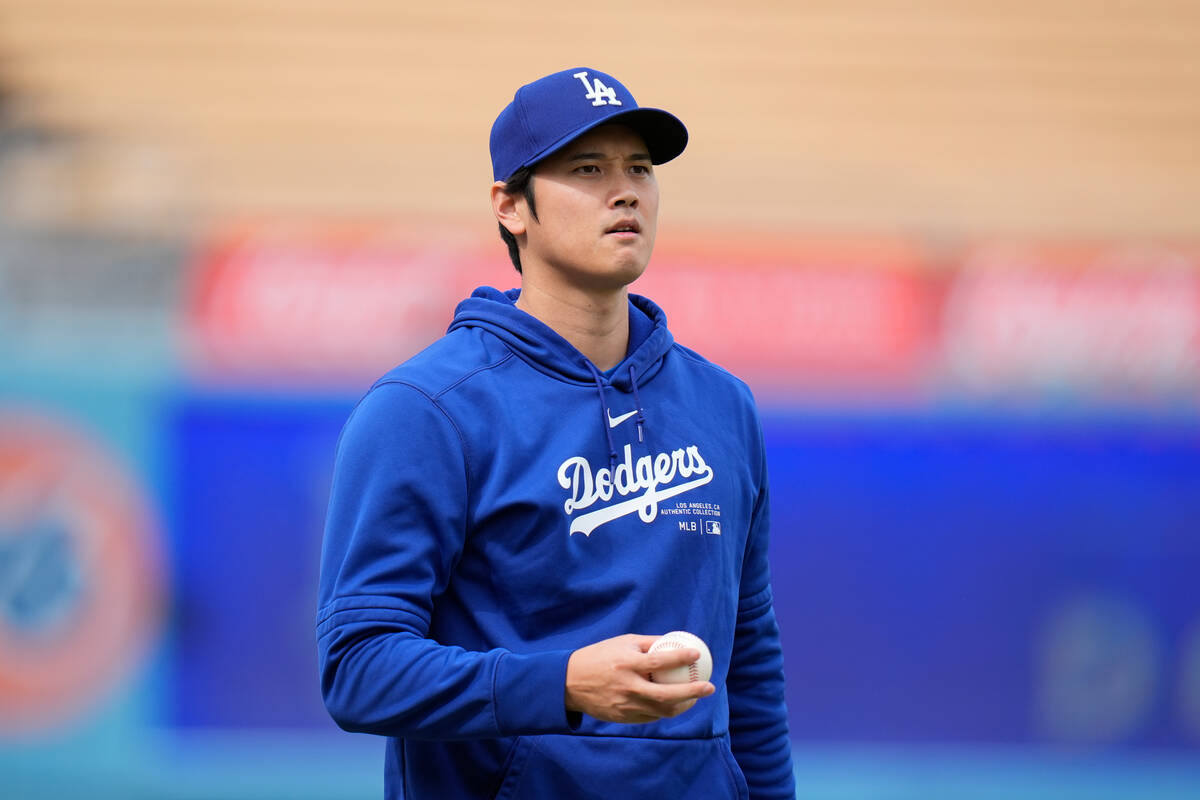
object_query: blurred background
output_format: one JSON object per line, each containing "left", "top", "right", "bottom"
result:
{"left": 1, "top": 1, "right": 1198, "bottom": 798}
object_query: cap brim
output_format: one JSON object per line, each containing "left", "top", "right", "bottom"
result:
{"left": 609, "top": 107, "right": 689, "bottom": 165}
{"left": 506, "top": 107, "right": 688, "bottom": 181}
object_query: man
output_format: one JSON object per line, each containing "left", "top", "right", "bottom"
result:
{"left": 318, "top": 67, "right": 795, "bottom": 799}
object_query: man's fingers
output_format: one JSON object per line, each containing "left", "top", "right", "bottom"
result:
{"left": 643, "top": 680, "right": 715, "bottom": 705}
{"left": 665, "top": 698, "right": 697, "bottom": 716}
{"left": 629, "top": 634, "right": 662, "bottom": 652}
{"left": 641, "top": 646, "right": 700, "bottom": 673}
{"left": 624, "top": 689, "right": 704, "bottom": 723}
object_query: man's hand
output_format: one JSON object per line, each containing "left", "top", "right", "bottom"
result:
{"left": 564, "top": 634, "right": 716, "bottom": 724}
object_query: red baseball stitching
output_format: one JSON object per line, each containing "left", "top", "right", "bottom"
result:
{"left": 650, "top": 638, "right": 704, "bottom": 682}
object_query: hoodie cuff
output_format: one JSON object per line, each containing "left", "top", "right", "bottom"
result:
{"left": 493, "top": 649, "right": 579, "bottom": 735}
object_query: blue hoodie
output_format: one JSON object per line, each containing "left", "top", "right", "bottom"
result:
{"left": 318, "top": 287, "right": 794, "bottom": 799}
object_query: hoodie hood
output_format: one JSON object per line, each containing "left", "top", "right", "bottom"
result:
{"left": 447, "top": 286, "right": 675, "bottom": 390}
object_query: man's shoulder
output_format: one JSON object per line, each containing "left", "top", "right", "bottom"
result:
{"left": 667, "top": 342, "right": 756, "bottom": 401}
{"left": 372, "top": 326, "right": 513, "bottom": 401}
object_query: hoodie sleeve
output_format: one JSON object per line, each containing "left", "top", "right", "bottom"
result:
{"left": 317, "top": 380, "right": 577, "bottom": 739}
{"left": 727, "top": 422, "right": 796, "bottom": 799}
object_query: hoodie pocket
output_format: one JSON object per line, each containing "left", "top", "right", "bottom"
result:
{"left": 497, "top": 734, "right": 745, "bottom": 800}
{"left": 492, "top": 736, "right": 536, "bottom": 800}
{"left": 717, "top": 737, "right": 750, "bottom": 800}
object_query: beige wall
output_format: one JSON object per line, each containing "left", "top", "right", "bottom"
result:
{"left": 1, "top": 0, "right": 1197, "bottom": 237}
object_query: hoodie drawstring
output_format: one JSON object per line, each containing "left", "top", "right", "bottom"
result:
{"left": 585, "top": 363, "right": 649, "bottom": 466}
{"left": 585, "top": 362, "right": 620, "bottom": 470}
{"left": 628, "top": 365, "right": 646, "bottom": 444}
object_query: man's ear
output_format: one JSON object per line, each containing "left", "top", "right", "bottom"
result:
{"left": 491, "top": 182, "right": 527, "bottom": 236}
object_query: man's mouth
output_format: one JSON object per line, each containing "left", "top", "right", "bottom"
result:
{"left": 605, "top": 219, "right": 641, "bottom": 236}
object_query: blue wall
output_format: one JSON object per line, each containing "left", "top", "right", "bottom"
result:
{"left": 4, "top": 372, "right": 1200, "bottom": 798}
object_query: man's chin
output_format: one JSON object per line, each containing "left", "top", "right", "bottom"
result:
{"left": 598, "top": 261, "right": 649, "bottom": 292}
{"left": 556, "top": 259, "right": 649, "bottom": 293}
{"left": 527, "top": 250, "right": 651, "bottom": 293}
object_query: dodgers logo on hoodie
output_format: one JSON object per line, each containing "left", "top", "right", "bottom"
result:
{"left": 557, "top": 443, "right": 715, "bottom": 536}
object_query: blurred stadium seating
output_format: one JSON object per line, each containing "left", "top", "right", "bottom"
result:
{"left": 1, "top": 0, "right": 1198, "bottom": 233}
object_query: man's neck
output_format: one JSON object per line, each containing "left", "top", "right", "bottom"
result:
{"left": 515, "top": 278, "right": 629, "bottom": 372}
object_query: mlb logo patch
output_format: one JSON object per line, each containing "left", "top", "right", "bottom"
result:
{"left": 704, "top": 520, "right": 722, "bottom": 536}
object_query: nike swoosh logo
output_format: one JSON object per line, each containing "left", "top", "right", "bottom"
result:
{"left": 607, "top": 409, "right": 638, "bottom": 428}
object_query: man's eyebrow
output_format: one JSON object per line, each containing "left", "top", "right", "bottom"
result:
{"left": 565, "top": 151, "right": 653, "bottom": 162}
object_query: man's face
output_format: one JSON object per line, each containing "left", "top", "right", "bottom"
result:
{"left": 519, "top": 124, "right": 659, "bottom": 291}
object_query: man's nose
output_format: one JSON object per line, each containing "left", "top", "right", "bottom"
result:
{"left": 611, "top": 183, "right": 639, "bottom": 208}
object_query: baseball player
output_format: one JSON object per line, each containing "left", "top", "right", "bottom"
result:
{"left": 318, "top": 67, "right": 795, "bottom": 799}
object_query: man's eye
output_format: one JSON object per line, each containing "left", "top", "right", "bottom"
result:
{"left": 575, "top": 165, "right": 600, "bottom": 174}
{"left": 630, "top": 164, "right": 652, "bottom": 175}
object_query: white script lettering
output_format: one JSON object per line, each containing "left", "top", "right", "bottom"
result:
{"left": 557, "top": 444, "right": 714, "bottom": 536}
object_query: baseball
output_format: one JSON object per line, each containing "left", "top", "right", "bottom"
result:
{"left": 647, "top": 631, "right": 713, "bottom": 684}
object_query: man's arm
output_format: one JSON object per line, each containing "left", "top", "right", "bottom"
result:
{"left": 727, "top": 429, "right": 796, "bottom": 799}
{"left": 318, "top": 381, "right": 576, "bottom": 738}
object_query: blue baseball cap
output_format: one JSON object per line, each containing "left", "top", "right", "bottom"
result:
{"left": 490, "top": 67, "right": 688, "bottom": 183}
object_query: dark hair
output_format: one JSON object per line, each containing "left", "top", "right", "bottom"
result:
{"left": 496, "top": 166, "right": 538, "bottom": 273}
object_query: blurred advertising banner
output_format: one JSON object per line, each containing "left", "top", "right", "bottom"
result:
{"left": 941, "top": 243, "right": 1200, "bottom": 404}
{"left": 181, "top": 224, "right": 937, "bottom": 397}
{"left": 182, "top": 223, "right": 488, "bottom": 385}
{"left": 182, "top": 223, "right": 1200, "bottom": 409}
{"left": 637, "top": 236, "right": 936, "bottom": 400}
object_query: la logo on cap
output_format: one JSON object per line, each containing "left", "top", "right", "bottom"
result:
{"left": 573, "top": 71, "right": 622, "bottom": 107}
